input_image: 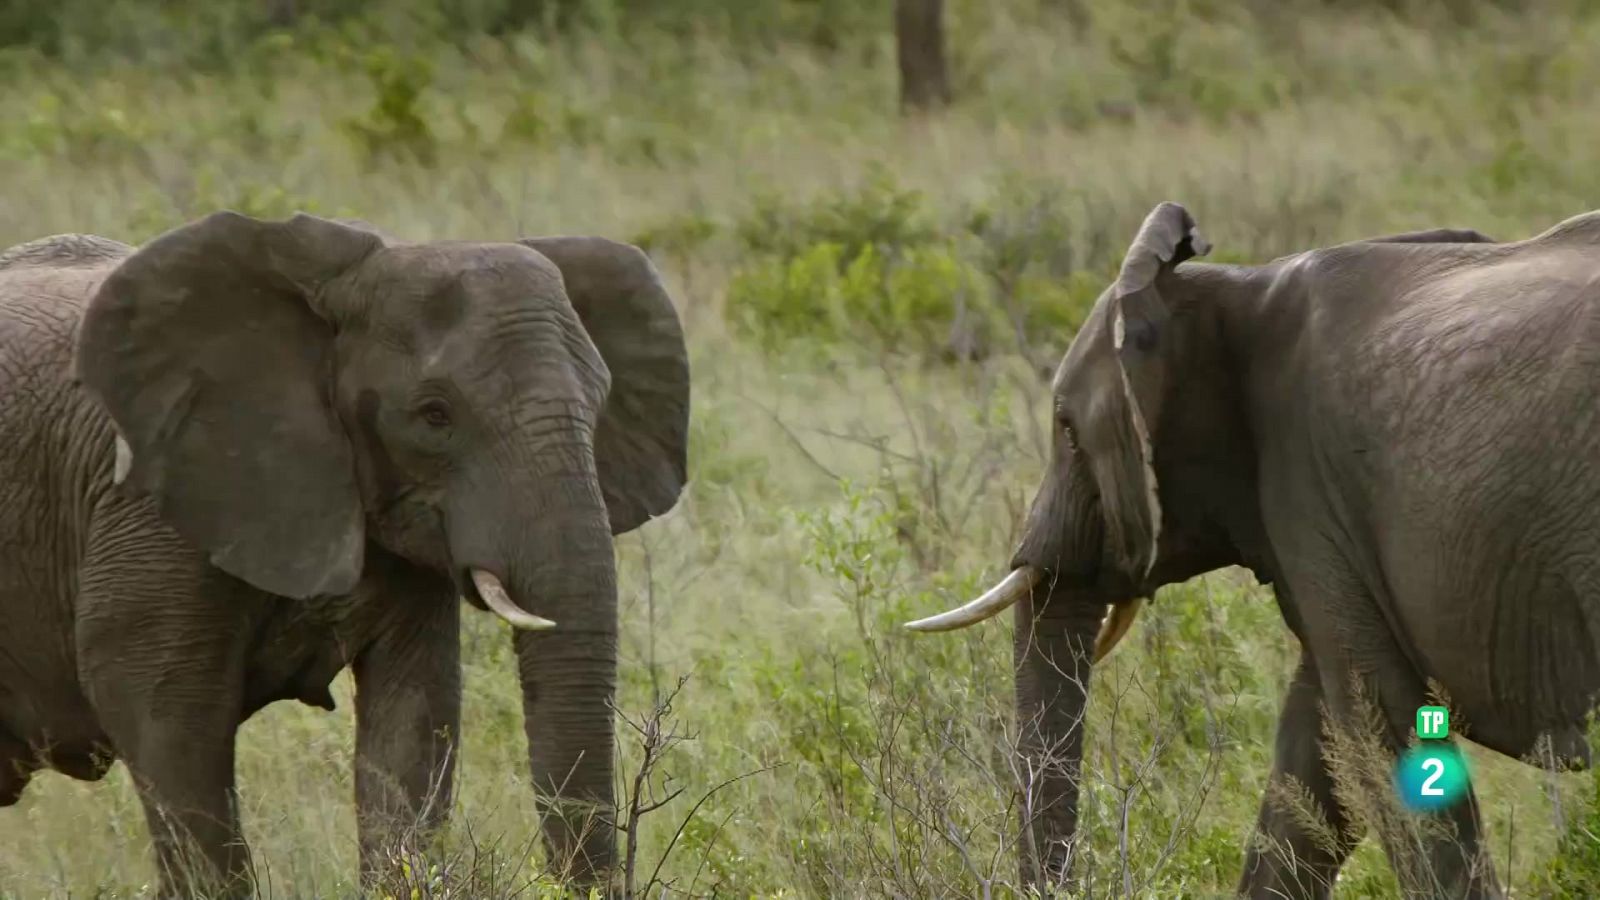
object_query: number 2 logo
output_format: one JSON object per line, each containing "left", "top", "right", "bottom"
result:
{"left": 1420, "top": 757, "right": 1445, "bottom": 796}
{"left": 1395, "top": 745, "right": 1465, "bottom": 810}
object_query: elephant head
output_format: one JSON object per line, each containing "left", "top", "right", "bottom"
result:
{"left": 74, "top": 211, "right": 689, "bottom": 883}
{"left": 906, "top": 202, "right": 1253, "bottom": 885}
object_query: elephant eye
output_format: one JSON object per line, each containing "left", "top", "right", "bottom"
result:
{"left": 417, "top": 399, "right": 453, "bottom": 429}
{"left": 1057, "top": 412, "right": 1079, "bottom": 450}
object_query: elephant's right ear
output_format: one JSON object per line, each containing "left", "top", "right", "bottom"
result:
{"left": 519, "top": 237, "right": 689, "bottom": 535}
{"left": 76, "top": 212, "right": 383, "bottom": 598}
{"left": 1093, "top": 202, "right": 1208, "bottom": 580}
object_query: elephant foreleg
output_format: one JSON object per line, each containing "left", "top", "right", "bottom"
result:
{"left": 353, "top": 566, "right": 462, "bottom": 887}
{"left": 1239, "top": 653, "right": 1360, "bottom": 899}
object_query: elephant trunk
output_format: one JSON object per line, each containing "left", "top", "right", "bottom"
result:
{"left": 452, "top": 447, "right": 619, "bottom": 886}
{"left": 514, "top": 575, "right": 618, "bottom": 883}
{"left": 1014, "top": 579, "right": 1105, "bottom": 888}
{"left": 907, "top": 431, "right": 1110, "bottom": 886}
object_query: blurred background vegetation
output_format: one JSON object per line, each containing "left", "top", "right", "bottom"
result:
{"left": 4, "top": 0, "right": 1600, "bottom": 896}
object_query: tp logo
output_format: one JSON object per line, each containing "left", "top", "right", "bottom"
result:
{"left": 1395, "top": 705, "right": 1469, "bottom": 812}
{"left": 1417, "top": 706, "right": 1449, "bottom": 739}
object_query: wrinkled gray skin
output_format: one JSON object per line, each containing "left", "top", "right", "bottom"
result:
{"left": 0, "top": 212, "right": 688, "bottom": 897}
{"left": 927, "top": 203, "right": 1600, "bottom": 897}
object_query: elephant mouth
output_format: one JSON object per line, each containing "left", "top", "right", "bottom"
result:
{"left": 459, "top": 567, "right": 558, "bottom": 631}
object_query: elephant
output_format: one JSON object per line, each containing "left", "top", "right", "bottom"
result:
{"left": 0, "top": 212, "right": 688, "bottom": 896}
{"left": 906, "top": 202, "right": 1600, "bottom": 897}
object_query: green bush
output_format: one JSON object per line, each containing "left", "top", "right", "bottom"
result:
{"left": 725, "top": 172, "right": 1110, "bottom": 359}
{"left": 1531, "top": 720, "right": 1600, "bottom": 896}
{"left": 5, "top": 94, "right": 150, "bottom": 165}
{"left": 342, "top": 47, "right": 438, "bottom": 165}
{"left": 726, "top": 239, "right": 998, "bottom": 356}
{"left": 0, "top": 0, "right": 892, "bottom": 67}
{"left": 736, "top": 169, "right": 937, "bottom": 264}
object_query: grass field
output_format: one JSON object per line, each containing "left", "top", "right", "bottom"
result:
{"left": 4, "top": 0, "right": 1600, "bottom": 896}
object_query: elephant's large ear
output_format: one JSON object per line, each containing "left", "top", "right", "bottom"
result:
{"left": 1095, "top": 201, "right": 1208, "bottom": 579}
{"left": 520, "top": 237, "right": 689, "bottom": 534}
{"left": 76, "top": 212, "right": 383, "bottom": 598}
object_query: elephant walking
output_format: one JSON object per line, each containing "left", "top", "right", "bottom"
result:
{"left": 909, "top": 203, "right": 1600, "bottom": 897}
{"left": 0, "top": 213, "right": 689, "bottom": 896}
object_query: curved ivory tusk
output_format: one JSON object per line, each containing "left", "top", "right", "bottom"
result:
{"left": 1092, "top": 598, "right": 1144, "bottom": 663}
{"left": 472, "top": 568, "right": 557, "bottom": 631}
{"left": 904, "top": 566, "right": 1041, "bottom": 632}
{"left": 113, "top": 436, "right": 133, "bottom": 486}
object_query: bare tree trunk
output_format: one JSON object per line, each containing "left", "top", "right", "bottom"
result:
{"left": 266, "top": 0, "right": 297, "bottom": 28}
{"left": 895, "top": 0, "right": 952, "bottom": 113}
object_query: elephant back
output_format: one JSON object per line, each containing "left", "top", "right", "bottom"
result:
{"left": 0, "top": 234, "right": 132, "bottom": 273}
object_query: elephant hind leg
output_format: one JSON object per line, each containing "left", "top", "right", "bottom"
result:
{"left": 1311, "top": 668, "right": 1502, "bottom": 900}
{"left": 1281, "top": 574, "right": 1501, "bottom": 898}
{"left": 1239, "top": 653, "right": 1361, "bottom": 900}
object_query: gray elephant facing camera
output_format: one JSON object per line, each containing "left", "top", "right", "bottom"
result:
{"left": 911, "top": 202, "right": 1600, "bottom": 897}
{"left": 0, "top": 212, "right": 689, "bottom": 896}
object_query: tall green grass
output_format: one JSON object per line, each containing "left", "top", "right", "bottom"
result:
{"left": 4, "top": 0, "right": 1600, "bottom": 895}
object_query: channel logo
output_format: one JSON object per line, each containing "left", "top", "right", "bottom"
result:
{"left": 1394, "top": 705, "right": 1470, "bottom": 812}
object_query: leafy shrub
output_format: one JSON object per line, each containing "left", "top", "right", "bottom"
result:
{"left": 726, "top": 171, "right": 979, "bottom": 358}
{"left": 736, "top": 169, "right": 937, "bottom": 264}
{"left": 1530, "top": 720, "right": 1600, "bottom": 896}
{"left": 631, "top": 211, "right": 720, "bottom": 262}
{"left": 726, "top": 171, "right": 1109, "bottom": 360}
{"left": 726, "top": 239, "right": 996, "bottom": 357}
{"left": 3, "top": 91, "right": 151, "bottom": 165}
{"left": 500, "top": 90, "right": 570, "bottom": 148}
{"left": 0, "top": 0, "right": 892, "bottom": 68}
{"left": 342, "top": 47, "right": 438, "bottom": 165}
{"left": 120, "top": 175, "right": 340, "bottom": 244}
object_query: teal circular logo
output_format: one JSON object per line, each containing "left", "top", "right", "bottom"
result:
{"left": 1393, "top": 744, "right": 1470, "bottom": 812}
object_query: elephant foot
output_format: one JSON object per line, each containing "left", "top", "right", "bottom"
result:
{"left": 1533, "top": 723, "right": 1592, "bottom": 771}
{"left": 1, "top": 730, "right": 114, "bottom": 805}
{"left": 48, "top": 742, "right": 116, "bottom": 782}
{"left": 0, "top": 728, "right": 30, "bottom": 805}
{"left": 0, "top": 760, "right": 31, "bottom": 807}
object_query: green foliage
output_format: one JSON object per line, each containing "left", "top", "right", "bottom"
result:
{"left": 629, "top": 210, "right": 720, "bottom": 261}
{"left": 736, "top": 170, "right": 937, "bottom": 263}
{"left": 0, "top": 0, "right": 892, "bottom": 69}
{"left": 1530, "top": 720, "right": 1600, "bottom": 896}
{"left": 8, "top": 0, "right": 1600, "bottom": 895}
{"left": 126, "top": 178, "right": 334, "bottom": 243}
{"left": 726, "top": 171, "right": 1114, "bottom": 359}
{"left": 684, "top": 391, "right": 771, "bottom": 504}
{"left": 343, "top": 48, "right": 438, "bottom": 165}
{"left": 499, "top": 90, "right": 592, "bottom": 149}
{"left": 726, "top": 239, "right": 992, "bottom": 355}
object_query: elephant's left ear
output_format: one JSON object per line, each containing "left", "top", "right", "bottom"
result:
{"left": 1097, "top": 202, "right": 1209, "bottom": 580}
{"left": 520, "top": 237, "right": 689, "bottom": 534}
{"left": 1112, "top": 202, "right": 1209, "bottom": 303}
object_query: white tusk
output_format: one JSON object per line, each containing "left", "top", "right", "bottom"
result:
{"left": 113, "top": 436, "right": 133, "bottom": 486}
{"left": 904, "top": 566, "right": 1041, "bottom": 632}
{"left": 472, "top": 569, "right": 557, "bottom": 631}
{"left": 1092, "top": 598, "right": 1144, "bottom": 663}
